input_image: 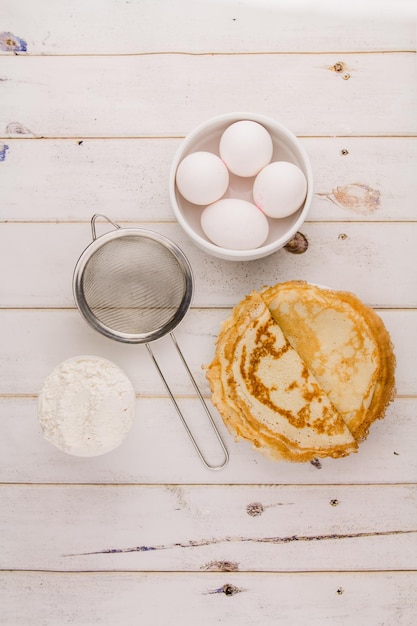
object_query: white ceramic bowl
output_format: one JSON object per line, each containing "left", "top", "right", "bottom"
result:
{"left": 169, "top": 112, "right": 313, "bottom": 261}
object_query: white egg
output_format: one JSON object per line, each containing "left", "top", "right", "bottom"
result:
{"left": 253, "top": 161, "right": 307, "bottom": 218}
{"left": 175, "top": 151, "right": 229, "bottom": 205}
{"left": 219, "top": 120, "right": 273, "bottom": 177}
{"left": 201, "top": 198, "right": 269, "bottom": 250}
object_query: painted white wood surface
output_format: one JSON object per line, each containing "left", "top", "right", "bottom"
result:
{"left": 2, "top": 0, "right": 416, "bottom": 54}
{"left": 1, "top": 309, "right": 416, "bottom": 396}
{"left": 1, "top": 572, "right": 415, "bottom": 626}
{"left": 1, "top": 53, "right": 416, "bottom": 138}
{"left": 1, "top": 397, "right": 416, "bottom": 484}
{"left": 1, "top": 484, "right": 416, "bottom": 571}
{"left": 1, "top": 221, "right": 417, "bottom": 308}
{"left": 1, "top": 137, "right": 416, "bottom": 222}
{"left": 1, "top": 1, "right": 416, "bottom": 624}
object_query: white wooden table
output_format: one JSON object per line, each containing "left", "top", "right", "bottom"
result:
{"left": 1, "top": 1, "right": 416, "bottom": 624}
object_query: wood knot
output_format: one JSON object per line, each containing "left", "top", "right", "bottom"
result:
{"left": 222, "top": 584, "right": 240, "bottom": 596}
{"left": 340, "top": 149, "right": 349, "bottom": 156}
{"left": 246, "top": 502, "right": 264, "bottom": 517}
{"left": 0, "top": 31, "right": 27, "bottom": 53}
{"left": 284, "top": 232, "right": 308, "bottom": 254}
{"left": 310, "top": 457, "right": 322, "bottom": 469}
{"left": 5, "top": 122, "right": 33, "bottom": 135}
{"left": 202, "top": 560, "right": 239, "bottom": 572}
{"left": 335, "top": 183, "right": 380, "bottom": 215}
{"left": 318, "top": 183, "right": 380, "bottom": 216}
{"left": 207, "top": 583, "right": 243, "bottom": 596}
{"left": 329, "top": 62, "right": 350, "bottom": 80}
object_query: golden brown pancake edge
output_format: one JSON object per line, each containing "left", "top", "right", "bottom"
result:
{"left": 206, "top": 282, "right": 396, "bottom": 462}
{"left": 206, "top": 290, "right": 359, "bottom": 462}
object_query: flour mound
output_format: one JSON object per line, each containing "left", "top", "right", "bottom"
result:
{"left": 38, "top": 356, "right": 136, "bottom": 456}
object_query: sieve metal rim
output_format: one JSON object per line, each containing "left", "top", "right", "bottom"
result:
{"left": 73, "top": 225, "right": 194, "bottom": 344}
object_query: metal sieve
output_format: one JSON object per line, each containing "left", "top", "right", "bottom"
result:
{"left": 73, "top": 214, "right": 229, "bottom": 470}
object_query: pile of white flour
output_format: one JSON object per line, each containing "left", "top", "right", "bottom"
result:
{"left": 38, "top": 356, "right": 136, "bottom": 456}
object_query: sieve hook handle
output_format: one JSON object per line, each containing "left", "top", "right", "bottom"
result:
{"left": 91, "top": 213, "right": 121, "bottom": 241}
{"left": 146, "top": 334, "right": 229, "bottom": 471}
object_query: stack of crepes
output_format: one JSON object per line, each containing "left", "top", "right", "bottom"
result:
{"left": 206, "top": 281, "right": 396, "bottom": 462}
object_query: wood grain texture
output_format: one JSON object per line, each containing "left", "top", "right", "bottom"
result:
{"left": 0, "top": 308, "right": 415, "bottom": 396}
{"left": 1, "top": 53, "right": 416, "bottom": 138}
{"left": 1, "top": 571, "right": 415, "bottom": 626}
{"left": 2, "top": 0, "right": 416, "bottom": 54}
{"left": 1, "top": 397, "right": 416, "bottom": 485}
{"left": 1, "top": 137, "right": 416, "bottom": 222}
{"left": 1, "top": 222, "right": 417, "bottom": 308}
{"left": 2, "top": 484, "right": 416, "bottom": 571}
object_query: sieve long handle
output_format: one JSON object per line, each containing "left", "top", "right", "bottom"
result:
{"left": 145, "top": 334, "right": 229, "bottom": 471}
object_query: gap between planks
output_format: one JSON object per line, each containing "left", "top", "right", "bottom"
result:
{"left": 1, "top": 218, "right": 417, "bottom": 225}
{"left": 1, "top": 306, "right": 416, "bottom": 311}
{"left": 1, "top": 482, "right": 416, "bottom": 488}
{"left": 1, "top": 391, "right": 416, "bottom": 399}
{"left": 3, "top": 49, "right": 416, "bottom": 58}
{"left": 1, "top": 134, "right": 417, "bottom": 140}
{"left": 1, "top": 568, "right": 416, "bottom": 574}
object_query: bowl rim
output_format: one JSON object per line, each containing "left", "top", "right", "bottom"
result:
{"left": 169, "top": 111, "right": 314, "bottom": 260}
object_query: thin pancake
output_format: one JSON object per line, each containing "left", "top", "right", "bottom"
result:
{"left": 261, "top": 281, "right": 396, "bottom": 441}
{"left": 206, "top": 291, "right": 357, "bottom": 462}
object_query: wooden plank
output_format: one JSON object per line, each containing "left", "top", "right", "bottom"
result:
{"left": 1, "top": 484, "right": 416, "bottom": 571}
{"left": 1, "top": 137, "right": 416, "bottom": 222}
{"left": 1, "top": 53, "right": 416, "bottom": 138}
{"left": 1, "top": 570, "right": 415, "bottom": 626}
{"left": 0, "top": 308, "right": 414, "bottom": 396}
{"left": 1, "top": 397, "right": 416, "bottom": 485}
{"left": 2, "top": 0, "right": 415, "bottom": 54}
{"left": 1, "top": 222, "right": 416, "bottom": 308}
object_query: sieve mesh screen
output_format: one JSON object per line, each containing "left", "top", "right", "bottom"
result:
{"left": 81, "top": 235, "right": 187, "bottom": 335}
